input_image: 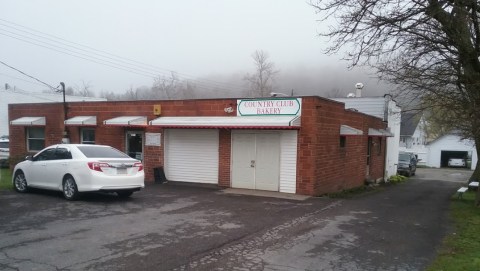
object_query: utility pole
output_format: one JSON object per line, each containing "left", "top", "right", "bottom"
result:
{"left": 60, "top": 82, "right": 69, "bottom": 142}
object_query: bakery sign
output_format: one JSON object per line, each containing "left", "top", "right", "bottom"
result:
{"left": 237, "top": 98, "right": 302, "bottom": 116}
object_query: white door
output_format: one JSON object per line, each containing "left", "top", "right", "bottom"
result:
{"left": 165, "top": 129, "right": 219, "bottom": 184}
{"left": 231, "top": 134, "right": 256, "bottom": 189}
{"left": 255, "top": 133, "right": 280, "bottom": 191}
{"left": 231, "top": 132, "right": 280, "bottom": 191}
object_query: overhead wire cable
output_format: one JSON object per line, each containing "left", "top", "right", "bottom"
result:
{"left": 0, "top": 30, "right": 236, "bottom": 93}
{"left": 0, "top": 60, "right": 59, "bottom": 91}
{"left": 0, "top": 18, "right": 247, "bottom": 92}
{"left": 0, "top": 72, "right": 47, "bottom": 88}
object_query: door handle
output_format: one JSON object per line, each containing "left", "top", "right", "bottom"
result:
{"left": 250, "top": 160, "right": 255, "bottom": 168}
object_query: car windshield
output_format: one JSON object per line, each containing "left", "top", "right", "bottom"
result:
{"left": 0, "top": 142, "right": 9, "bottom": 148}
{"left": 77, "top": 146, "right": 130, "bottom": 158}
{"left": 399, "top": 153, "right": 410, "bottom": 162}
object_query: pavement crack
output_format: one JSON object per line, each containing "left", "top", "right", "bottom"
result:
{"left": 170, "top": 200, "right": 343, "bottom": 270}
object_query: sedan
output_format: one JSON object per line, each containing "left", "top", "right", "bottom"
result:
{"left": 448, "top": 158, "right": 466, "bottom": 167}
{"left": 12, "top": 144, "right": 145, "bottom": 200}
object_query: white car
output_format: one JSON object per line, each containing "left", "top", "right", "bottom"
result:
{"left": 0, "top": 138, "right": 9, "bottom": 168}
{"left": 12, "top": 144, "right": 145, "bottom": 200}
{"left": 448, "top": 158, "right": 466, "bottom": 167}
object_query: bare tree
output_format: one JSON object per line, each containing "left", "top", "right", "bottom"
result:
{"left": 244, "top": 50, "right": 279, "bottom": 97}
{"left": 74, "top": 80, "right": 94, "bottom": 97}
{"left": 152, "top": 72, "right": 180, "bottom": 100}
{"left": 99, "top": 90, "right": 117, "bottom": 101}
{"left": 311, "top": 0, "right": 480, "bottom": 204}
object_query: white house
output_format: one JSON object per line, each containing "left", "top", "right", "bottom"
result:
{"left": 399, "top": 113, "right": 429, "bottom": 165}
{"left": 1, "top": 89, "right": 105, "bottom": 136}
{"left": 333, "top": 96, "right": 401, "bottom": 179}
{"left": 427, "top": 134, "right": 477, "bottom": 170}
{"left": 398, "top": 112, "right": 477, "bottom": 170}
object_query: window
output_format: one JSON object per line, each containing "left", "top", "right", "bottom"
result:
{"left": 81, "top": 128, "right": 95, "bottom": 144}
{"left": 377, "top": 138, "right": 382, "bottom": 155}
{"left": 33, "top": 148, "right": 55, "bottom": 161}
{"left": 340, "top": 136, "right": 346, "bottom": 148}
{"left": 77, "top": 145, "right": 130, "bottom": 158}
{"left": 27, "top": 127, "right": 45, "bottom": 151}
{"left": 55, "top": 148, "right": 72, "bottom": 160}
{"left": 367, "top": 137, "right": 372, "bottom": 165}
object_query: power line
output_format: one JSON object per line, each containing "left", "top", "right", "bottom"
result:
{"left": 0, "top": 30, "right": 239, "bottom": 93}
{"left": 0, "top": 60, "right": 59, "bottom": 91}
{"left": 0, "top": 18, "right": 248, "bottom": 93}
{"left": 0, "top": 72, "right": 47, "bottom": 88}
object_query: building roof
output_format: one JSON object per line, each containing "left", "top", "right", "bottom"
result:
{"left": 332, "top": 97, "right": 387, "bottom": 120}
{"left": 400, "top": 113, "right": 419, "bottom": 136}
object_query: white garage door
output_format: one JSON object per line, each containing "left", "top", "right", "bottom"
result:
{"left": 165, "top": 129, "right": 219, "bottom": 184}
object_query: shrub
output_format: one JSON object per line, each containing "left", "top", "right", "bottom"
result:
{"left": 389, "top": 174, "right": 408, "bottom": 184}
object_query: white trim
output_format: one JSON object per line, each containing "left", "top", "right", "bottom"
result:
{"left": 65, "top": 116, "right": 96, "bottom": 126}
{"left": 103, "top": 116, "right": 147, "bottom": 126}
{"left": 10, "top": 117, "right": 45, "bottom": 126}
{"left": 279, "top": 130, "right": 297, "bottom": 194}
{"left": 149, "top": 116, "right": 301, "bottom": 128}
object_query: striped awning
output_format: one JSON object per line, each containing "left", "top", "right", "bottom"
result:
{"left": 103, "top": 116, "right": 147, "bottom": 126}
{"left": 10, "top": 116, "right": 46, "bottom": 126}
{"left": 149, "top": 116, "right": 301, "bottom": 129}
{"left": 64, "top": 116, "right": 97, "bottom": 126}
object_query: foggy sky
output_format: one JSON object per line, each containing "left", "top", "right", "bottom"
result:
{"left": 1, "top": 0, "right": 389, "bottom": 98}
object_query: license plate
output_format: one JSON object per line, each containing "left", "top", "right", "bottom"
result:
{"left": 117, "top": 168, "right": 127, "bottom": 174}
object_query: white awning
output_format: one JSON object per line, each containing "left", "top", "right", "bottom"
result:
{"left": 149, "top": 116, "right": 301, "bottom": 129}
{"left": 10, "top": 116, "right": 46, "bottom": 126}
{"left": 103, "top": 116, "right": 147, "bottom": 126}
{"left": 64, "top": 116, "right": 97, "bottom": 126}
{"left": 368, "top": 128, "right": 394, "bottom": 137}
{"left": 340, "top": 125, "right": 363, "bottom": 136}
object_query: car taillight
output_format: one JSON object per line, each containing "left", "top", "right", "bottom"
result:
{"left": 88, "top": 162, "right": 110, "bottom": 172}
{"left": 133, "top": 162, "right": 144, "bottom": 171}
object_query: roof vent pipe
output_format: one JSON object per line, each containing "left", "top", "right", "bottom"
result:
{"left": 355, "top": 83, "right": 364, "bottom": 98}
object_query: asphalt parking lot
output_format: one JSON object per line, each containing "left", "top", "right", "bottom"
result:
{"left": 0, "top": 168, "right": 470, "bottom": 271}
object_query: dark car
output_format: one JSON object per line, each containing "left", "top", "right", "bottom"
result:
{"left": 397, "top": 152, "right": 417, "bottom": 177}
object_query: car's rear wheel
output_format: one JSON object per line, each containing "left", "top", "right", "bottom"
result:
{"left": 13, "top": 171, "right": 28, "bottom": 193}
{"left": 63, "top": 176, "right": 79, "bottom": 201}
{"left": 117, "top": 190, "right": 133, "bottom": 198}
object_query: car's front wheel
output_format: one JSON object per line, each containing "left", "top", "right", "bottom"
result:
{"left": 13, "top": 171, "right": 28, "bottom": 193}
{"left": 63, "top": 176, "right": 79, "bottom": 201}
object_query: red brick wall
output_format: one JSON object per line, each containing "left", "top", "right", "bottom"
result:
{"left": 8, "top": 97, "right": 387, "bottom": 195}
{"left": 9, "top": 103, "right": 64, "bottom": 159}
{"left": 218, "top": 129, "right": 231, "bottom": 187}
{"left": 298, "top": 97, "right": 387, "bottom": 196}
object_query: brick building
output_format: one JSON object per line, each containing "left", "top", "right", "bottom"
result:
{"left": 8, "top": 96, "right": 389, "bottom": 196}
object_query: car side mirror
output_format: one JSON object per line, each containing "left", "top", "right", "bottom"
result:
{"left": 25, "top": 155, "right": 33, "bottom": 161}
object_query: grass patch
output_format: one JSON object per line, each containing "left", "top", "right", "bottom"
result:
{"left": 0, "top": 168, "right": 12, "bottom": 190}
{"left": 427, "top": 191, "right": 480, "bottom": 271}
{"left": 388, "top": 174, "right": 408, "bottom": 184}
